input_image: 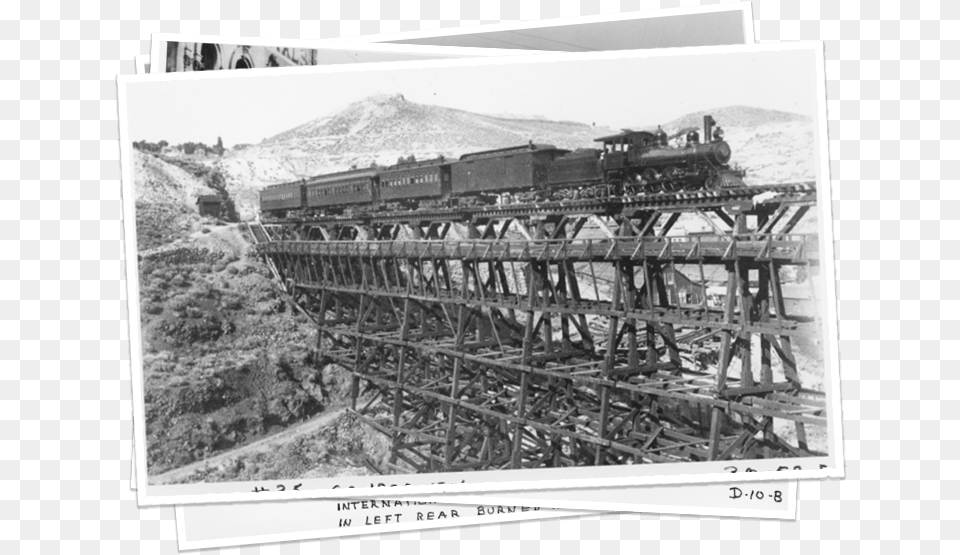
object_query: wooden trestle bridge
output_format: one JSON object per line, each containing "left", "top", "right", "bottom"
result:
{"left": 247, "top": 183, "right": 829, "bottom": 473}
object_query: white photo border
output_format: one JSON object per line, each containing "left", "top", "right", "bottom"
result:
{"left": 148, "top": 34, "right": 548, "bottom": 74}
{"left": 175, "top": 480, "right": 797, "bottom": 550}
{"left": 134, "top": 14, "right": 804, "bottom": 518}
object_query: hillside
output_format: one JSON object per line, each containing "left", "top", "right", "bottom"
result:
{"left": 133, "top": 149, "right": 216, "bottom": 206}
{"left": 658, "top": 105, "right": 809, "bottom": 133}
{"left": 133, "top": 151, "right": 220, "bottom": 251}
{"left": 218, "top": 94, "right": 619, "bottom": 217}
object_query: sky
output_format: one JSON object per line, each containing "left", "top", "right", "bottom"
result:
{"left": 124, "top": 46, "right": 821, "bottom": 149}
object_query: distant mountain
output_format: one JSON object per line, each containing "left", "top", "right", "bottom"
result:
{"left": 220, "top": 93, "right": 617, "bottom": 200}
{"left": 659, "top": 106, "right": 810, "bottom": 134}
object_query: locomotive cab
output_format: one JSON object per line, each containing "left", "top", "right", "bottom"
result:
{"left": 595, "top": 130, "right": 660, "bottom": 172}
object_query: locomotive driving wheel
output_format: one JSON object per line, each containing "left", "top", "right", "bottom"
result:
{"left": 704, "top": 172, "right": 721, "bottom": 190}
{"left": 623, "top": 173, "right": 643, "bottom": 196}
{"left": 640, "top": 169, "right": 661, "bottom": 193}
{"left": 660, "top": 166, "right": 681, "bottom": 193}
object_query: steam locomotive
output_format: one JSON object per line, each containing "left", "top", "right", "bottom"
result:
{"left": 260, "top": 115, "right": 745, "bottom": 219}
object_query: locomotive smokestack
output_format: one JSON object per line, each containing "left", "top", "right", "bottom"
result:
{"left": 704, "top": 115, "right": 715, "bottom": 143}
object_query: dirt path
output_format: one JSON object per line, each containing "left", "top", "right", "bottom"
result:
{"left": 149, "top": 407, "right": 346, "bottom": 486}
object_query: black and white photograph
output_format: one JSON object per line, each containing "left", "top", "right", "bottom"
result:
{"left": 120, "top": 42, "right": 843, "bottom": 505}
{"left": 149, "top": 3, "right": 755, "bottom": 75}
{"left": 149, "top": 35, "right": 539, "bottom": 75}
{"left": 131, "top": 15, "right": 803, "bottom": 524}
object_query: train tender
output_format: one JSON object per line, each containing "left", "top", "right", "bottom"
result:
{"left": 258, "top": 114, "right": 744, "bottom": 219}
{"left": 452, "top": 143, "right": 569, "bottom": 199}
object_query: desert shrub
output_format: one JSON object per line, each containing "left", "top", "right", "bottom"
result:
{"left": 170, "top": 273, "right": 189, "bottom": 288}
{"left": 226, "top": 265, "right": 239, "bottom": 276}
{"left": 222, "top": 295, "right": 244, "bottom": 311}
{"left": 168, "top": 295, "right": 195, "bottom": 318}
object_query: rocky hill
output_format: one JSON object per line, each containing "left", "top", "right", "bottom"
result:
{"left": 216, "top": 94, "right": 619, "bottom": 217}
{"left": 658, "top": 105, "right": 809, "bottom": 133}
{"left": 133, "top": 151, "right": 221, "bottom": 251}
{"left": 256, "top": 93, "right": 614, "bottom": 164}
{"left": 133, "top": 149, "right": 216, "bottom": 206}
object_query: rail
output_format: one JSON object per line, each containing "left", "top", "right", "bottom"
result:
{"left": 257, "top": 233, "right": 819, "bottom": 263}
{"left": 264, "top": 182, "right": 818, "bottom": 226}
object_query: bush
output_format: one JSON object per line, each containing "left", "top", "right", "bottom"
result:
{"left": 222, "top": 296, "right": 245, "bottom": 311}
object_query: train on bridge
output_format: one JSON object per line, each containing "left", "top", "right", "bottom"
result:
{"left": 260, "top": 115, "right": 746, "bottom": 219}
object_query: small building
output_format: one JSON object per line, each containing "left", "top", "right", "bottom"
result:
{"left": 663, "top": 266, "right": 707, "bottom": 306}
{"left": 196, "top": 195, "right": 222, "bottom": 218}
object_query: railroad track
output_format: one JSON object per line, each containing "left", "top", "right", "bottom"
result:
{"left": 257, "top": 233, "right": 819, "bottom": 263}
{"left": 262, "top": 182, "right": 817, "bottom": 227}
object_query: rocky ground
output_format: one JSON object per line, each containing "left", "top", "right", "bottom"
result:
{"left": 138, "top": 221, "right": 388, "bottom": 482}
